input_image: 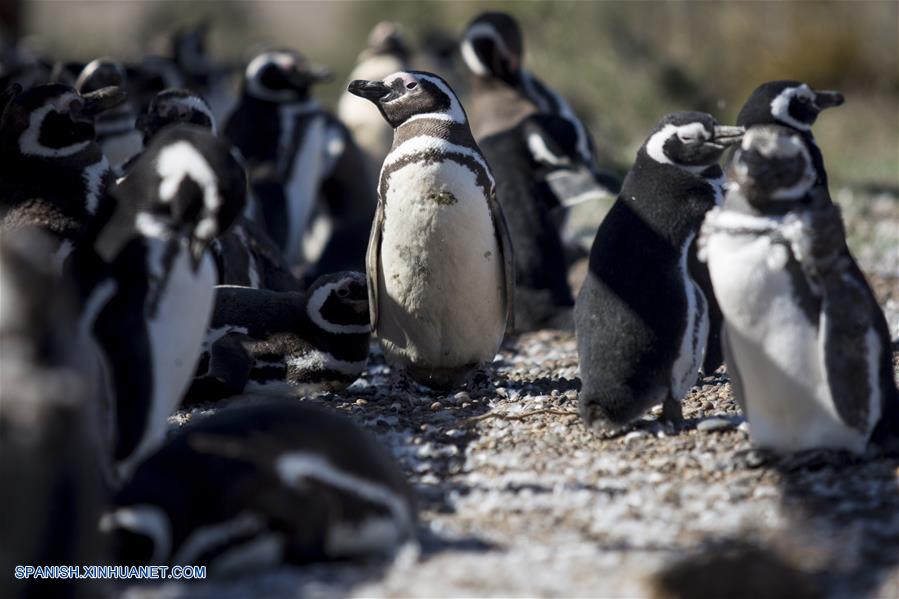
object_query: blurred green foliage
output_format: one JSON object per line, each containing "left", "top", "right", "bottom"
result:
{"left": 21, "top": 0, "right": 899, "bottom": 187}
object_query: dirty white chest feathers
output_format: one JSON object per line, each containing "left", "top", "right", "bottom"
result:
{"left": 704, "top": 210, "right": 880, "bottom": 453}
{"left": 377, "top": 137, "right": 505, "bottom": 369}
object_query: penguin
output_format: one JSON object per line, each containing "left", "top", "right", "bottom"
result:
{"left": 225, "top": 49, "right": 375, "bottom": 273}
{"left": 126, "top": 87, "right": 300, "bottom": 292}
{"left": 0, "top": 228, "right": 108, "bottom": 599}
{"left": 101, "top": 401, "right": 416, "bottom": 571}
{"left": 700, "top": 125, "right": 898, "bottom": 454}
{"left": 734, "top": 80, "right": 844, "bottom": 188}
{"left": 347, "top": 70, "right": 514, "bottom": 390}
{"left": 72, "top": 124, "right": 246, "bottom": 482}
{"left": 185, "top": 271, "right": 370, "bottom": 404}
{"left": 0, "top": 82, "right": 125, "bottom": 270}
{"left": 575, "top": 112, "right": 744, "bottom": 432}
{"left": 75, "top": 58, "right": 143, "bottom": 168}
{"left": 336, "top": 22, "right": 410, "bottom": 187}
{"left": 460, "top": 11, "right": 620, "bottom": 197}
{"left": 168, "top": 20, "right": 237, "bottom": 124}
{"left": 696, "top": 80, "right": 845, "bottom": 375}
{"left": 478, "top": 113, "right": 584, "bottom": 331}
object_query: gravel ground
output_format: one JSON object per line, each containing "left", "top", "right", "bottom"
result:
{"left": 127, "top": 190, "right": 898, "bottom": 599}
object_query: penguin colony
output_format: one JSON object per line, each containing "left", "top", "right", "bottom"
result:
{"left": 0, "top": 11, "right": 896, "bottom": 590}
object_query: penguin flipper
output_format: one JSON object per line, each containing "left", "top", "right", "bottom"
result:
{"left": 365, "top": 198, "right": 385, "bottom": 331}
{"left": 487, "top": 189, "right": 516, "bottom": 332}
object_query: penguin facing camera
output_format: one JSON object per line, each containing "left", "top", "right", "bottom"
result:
{"left": 701, "top": 125, "right": 899, "bottom": 454}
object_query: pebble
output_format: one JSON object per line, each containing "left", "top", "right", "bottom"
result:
{"left": 623, "top": 430, "right": 650, "bottom": 444}
{"left": 697, "top": 417, "right": 734, "bottom": 432}
{"left": 455, "top": 391, "right": 472, "bottom": 403}
{"left": 430, "top": 401, "right": 442, "bottom": 411}
{"left": 355, "top": 398, "right": 368, "bottom": 406}
{"left": 701, "top": 400, "right": 714, "bottom": 411}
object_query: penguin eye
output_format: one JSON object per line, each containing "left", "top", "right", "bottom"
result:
{"left": 405, "top": 81, "right": 418, "bottom": 90}
{"left": 337, "top": 288, "right": 350, "bottom": 298}
{"left": 797, "top": 95, "right": 809, "bottom": 103}
{"left": 68, "top": 99, "right": 83, "bottom": 114}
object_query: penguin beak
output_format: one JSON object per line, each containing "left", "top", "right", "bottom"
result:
{"left": 348, "top": 80, "right": 391, "bottom": 102}
{"left": 711, "top": 125, "right": 745, "bottom": 147}
{"left": 81, "top": 86, "right": 127, "bottom": 117}
{"left": 814, "top": 90, "right": 844, "bottom": 110}
{"left": 287, "top": 65, "right": 333, "bottom": 89}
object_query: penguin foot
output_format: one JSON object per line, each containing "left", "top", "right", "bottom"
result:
{"left": 776, "top": 449, "right": 856, "bottom": 472}
{"left": 661, "top": 395, "right": 684, "bottom": 431}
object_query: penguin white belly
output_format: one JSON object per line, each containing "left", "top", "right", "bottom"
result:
{"left": 378, "top": 160, "right": 505, "bottom": 369}
{"left": 126, "top": 243, "right": 217, "bottom": 474}
{"left": 281, "top": 111, "right": 326, "bottom": 265}
{"left": 671, "top": 233, "right": 709, "bottom": 400}
{"left": 706, "top": 232, "right": 867, "bottom": 453}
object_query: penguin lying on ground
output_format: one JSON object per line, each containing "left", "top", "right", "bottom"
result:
{"left": 75, "top": 58, "right": 143, "bottom": 168}
{"left": 697, "top": 80, "right": 846, "bottom": 375}
{"left": 72, "top": 124, "right": 246, "bottom": 482}
{"left": 127, "top": 87, "right": 300, "bottom": 291}
{"left": 348, "top": 70, "right": 514, "bottom": 390}
{"left": 185, "top": 271, "right": 370, "bottom": 404}
{"left": 336, "top": 22, "right": 410, "bottom": 188}
{"left": 101, "top": 401, "right": 416, "bottom": 572}
{"left": 225, "top": 49, "right": 375, "bottom": 275}
{"left": 0, "top": 229, "right": 108, "bottom": 599}
{"left": 0, "top": 82, "right": 125, "bottom": 269}
{"left": 701, "top": 125, "right": 899, "bottom": 454}
{"left": 575, "top": 112, "right": 743, "bottom": 433}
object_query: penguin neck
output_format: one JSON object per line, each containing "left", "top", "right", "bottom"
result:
{"left": 243, "top": 92, "right": 318, "bottom": 114}
{"left": 392, "top": 117, "right": 476, "bottom": 149}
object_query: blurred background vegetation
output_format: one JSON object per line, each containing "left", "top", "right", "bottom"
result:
{"left": 5, "top": 0, "right": 898, "bottom": 188}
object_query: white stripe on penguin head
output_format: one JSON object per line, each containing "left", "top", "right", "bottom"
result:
{"left": 155, "top": 140, "right": 221, "bottom": 238}
{"left": 385, "top": 72, "right": 466, "bottom": 125}
{"left": 19, "top": 92, "right": 92, "bottom": 158}
{"left": 461, "top": 22, "right": 514, "bottom": 77}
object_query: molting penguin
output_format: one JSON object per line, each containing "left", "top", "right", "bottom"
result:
{"left": 73, "top": 124, "right": 246, "bottom": 482}
{"left": 348, "top": 70, "right": 514, "bottom": 390}
{"left": 0, "top": 83, "right": 125, "bottom": 269}
{"left": 185, "top": 271, "right": 370, "bottom": 404}
{"left": 128, "top": 87, "right": 299, "bottom": 292}
{"left": 75, "top": 58, "right": 143, "bottom": 168}
{"left": 460, "top": 11, "right": 619, "bottom": 195}
{"left": 225, "top": 49, "right": 375, "bottom": 273}
{"left": 336, "top": 22, "right": 410, "bottom": 187}
{"left": 701, "top": 126, "right": 898, "bottom": 454}
{"left": 101, "top": 401, "right": 416, "bottom": 572}
{"left": 575, "top": 112, "right": 743, "bottom": 433}
{"left": 0, "top": 229, "right": 108, "bottom": 599}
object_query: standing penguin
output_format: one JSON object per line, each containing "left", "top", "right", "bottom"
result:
{"left": 73, "top": 124, "right": 246, "bottom": 481}
{"left": 0, "top": 229, "right": 109, "bottom": 599}
{"left": 701, "top": 126, "right": 898, "bottom": 454}
{"left": 225, "top": 50, "right": 375, "bottom": 273}
{"left": 696, "top": 80, "right": 846, "bottom": 375}
{"left": 347, "top": 71, "right": 514, "bottom": 390}
{"left": 575, "top": 112, "right": 743, "bottom": 432}
{"left": 336, "top": 22, "right": 410, "bottom": 187}
{"left": 101, "top": 401, "right": 416, "bottom": 571}
{"left": 75, "top": 58, "right": 143, "bottom": 168}
{"left": 0, "top": 83, "right": 124, "bottom": 269}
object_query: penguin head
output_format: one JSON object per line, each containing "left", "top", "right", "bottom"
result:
{"left": 729, "top": 125, "right": 819, "bottom": 212}
{"left": 737, "top": 80, "right": 844, "bottom": 132}
{"left": 0, "top": 82, "right": 125, "bottom": 159}
{"left": 104, "top": 125, "right": 246, "bottom": 269}
{"left": 363, "top": 22, "right": 410, "bottom": 61}
{"left": 461, "top": 12, "right": 524, "bottom": 84}
{"left": 643, "top": 112, "right": 744, "bottom": 171}
{"left": 136, "top": 88, "right": 216, "bottom": 145}
{"left": 347, "top": 70, "right": 466, "bottom": 127}
{"left": 305, "top": 271, "right": 370, "bottom": 335}
{"left": 243, "top": 50, "right": 332, "bottom": 103}
{"left": 75, "top": 58, "right": 127, "bottom": 95}
{"left": 172, "top": 20, "right": 211, "bottom": 79}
